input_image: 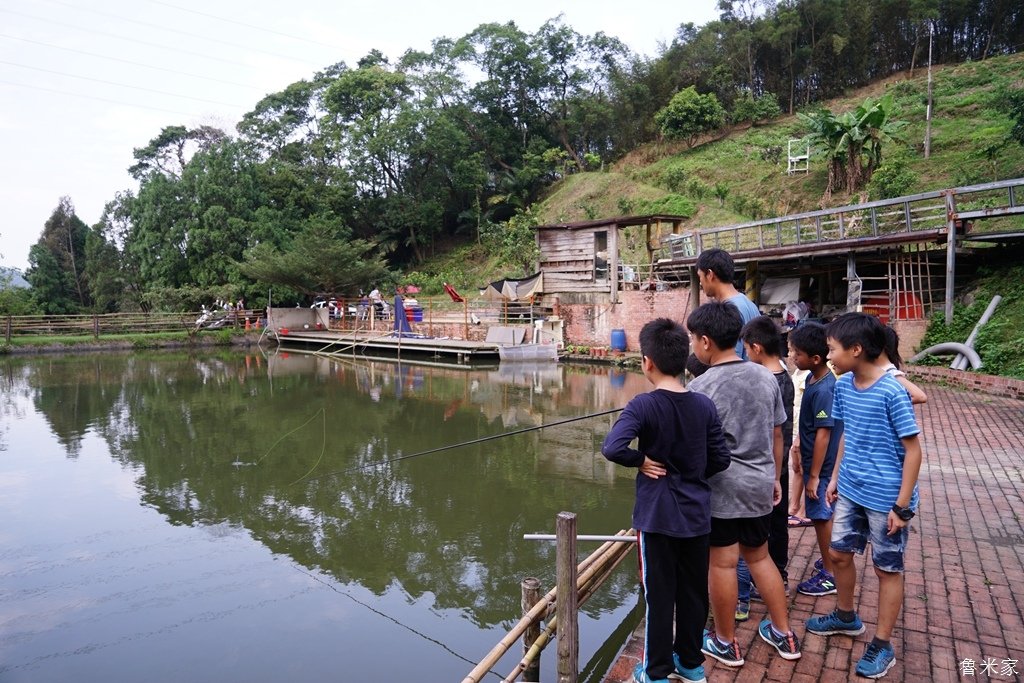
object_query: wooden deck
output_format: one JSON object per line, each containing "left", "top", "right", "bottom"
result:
{"left": 271, "top": 328, "right": 503, "bottom": 362}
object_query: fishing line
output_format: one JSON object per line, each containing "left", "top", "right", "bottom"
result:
{"left": 243, "top": 407, "right": 325, "bottom": 467}
{"left": 287, "top": 407, "right": 327, "bottom": 486}
{"left": 294, "top": 565, "right": 504, "bottom": 679}
{"left": 299, "top": 406, "right": 624, "bottom": 483}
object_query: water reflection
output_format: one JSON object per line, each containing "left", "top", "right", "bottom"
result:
{"left": 0, "top": 351, "right": 650, "bottom": 680}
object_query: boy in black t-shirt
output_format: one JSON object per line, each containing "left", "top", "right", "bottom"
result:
{"left": 602, "top": 318, "right": 731, "bottom": 683}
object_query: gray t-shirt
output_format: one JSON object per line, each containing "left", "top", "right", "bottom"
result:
{"left": 689, "top": 360, "right": 787, "bottom": 518}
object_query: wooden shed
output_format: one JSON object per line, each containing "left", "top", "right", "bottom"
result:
{"left": 533, "top": 214, "right": 692, "bottom": 301}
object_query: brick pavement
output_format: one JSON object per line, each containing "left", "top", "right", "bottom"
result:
{"left": 603, "top": 384, "right": 1024, "bottom": 682}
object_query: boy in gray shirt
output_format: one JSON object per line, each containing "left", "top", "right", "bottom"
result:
{"left": 687, "top": 302, "right": 801, "bottom": 667}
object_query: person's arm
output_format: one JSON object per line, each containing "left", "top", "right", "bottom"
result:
{"left": 805, "top": 426, "right": 831, "bottom": 500}
{"left": 772, "top": 424, "right": 783, "bottom": 505}
{"left": 825, "top": 432, "right": 844, "bottom": 505}
{"left": 601, "top": 402, "right": 644, "bottom": 468}
{"left": 888, "top": 434, "right": 923, "bottom": 534}
{"left": 705, "top": 409, "right": 731, "bottom": 478}
{"left": 790, "top": 436, "right": 802, "bottom": 474}
{"left": 897, "top": 374, "right": 928, "bottom": 404}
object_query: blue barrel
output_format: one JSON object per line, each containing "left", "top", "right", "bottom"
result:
{"left": 610, "top": 329, "right": 627, "bottom": 352}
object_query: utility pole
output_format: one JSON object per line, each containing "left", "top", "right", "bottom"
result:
{"left": 924, "top": 22, "right": 934, "bottom": 158}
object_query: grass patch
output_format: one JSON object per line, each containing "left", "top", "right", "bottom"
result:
{"left": 0, "top": 330, "right": 240, "bottom": 353}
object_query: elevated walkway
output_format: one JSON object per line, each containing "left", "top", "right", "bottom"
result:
{"left": 661, "top": 177, "right": 1024, "bottom": 265}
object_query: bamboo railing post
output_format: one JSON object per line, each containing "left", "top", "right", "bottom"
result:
{"left": 5, "top": 315, "right": 11, "bottom": 343}
{"left": 463, "top": 298, "right": 469, "bottom": 340}
{"left": 93, "top": 314, "right": 99, "bottom": 339}
{"left": 521, "top": 577, "right": 542, "bottom": 682}
{"left": 428, "top": 297, "right": 433, "bottom": 338}
{"left": 555, "top": 511, "right": 578, "bottom": 683}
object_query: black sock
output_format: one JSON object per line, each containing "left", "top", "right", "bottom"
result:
{"left": 871, "top": 637, "right": 891, "bottom": 651}
{"left": 836, "top": 608, "right": 857, "bottom": 623}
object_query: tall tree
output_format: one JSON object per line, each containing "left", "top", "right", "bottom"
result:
{"left": 26, "top": 197, "right": 91, "bottom": 313}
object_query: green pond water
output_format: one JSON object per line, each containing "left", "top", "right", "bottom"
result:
{"left": 0, "top": 350, "right": 651, "bottom": 682}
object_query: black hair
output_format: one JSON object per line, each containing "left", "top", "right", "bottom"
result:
{"left": 686, "top": 302, "right": 742, "bottom": 353}
{"left": 825, "top": 312, "right": 886, "bottom": 361}
{"left": 695, "top": 248, "right": 735, "bottom": 284}
{"left": 883, "top": 325, "right": 903, "bottom": 369}
{"left": 788, "top": 321, "right": 828, "bottom": 360}
{"left": 685, "top": 353, "right": 710, "bottom": 378}
{"left": 638, "top": 317, "right": 689, "bottom": 377}
{"left": 740, "top": 315, "right": 786, "bottom": 357}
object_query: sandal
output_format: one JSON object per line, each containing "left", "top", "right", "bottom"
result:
{"left": 788, "top": 514, "right": 812, "bottom": 528}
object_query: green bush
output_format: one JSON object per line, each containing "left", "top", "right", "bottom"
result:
{"left": 661, "top": 162, "right": 688, "bottom": 192}
{"left": 686, "top": 178, "right": 711, "bottom": 200}
{"left": 868, "top": 158, "right": 918, "bottom": 200}
{"left": 634, "top": 194, "right": 696, "bottom": 217}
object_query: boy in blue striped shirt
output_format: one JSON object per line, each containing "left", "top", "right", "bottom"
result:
{"left": 805, "top": 313, "right": 923, "bottom": 679}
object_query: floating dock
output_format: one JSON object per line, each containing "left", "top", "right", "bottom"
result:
{"left": 271, "top": 328, "right": 502, "bottom": 363}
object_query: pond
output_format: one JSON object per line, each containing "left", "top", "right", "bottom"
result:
{"left": 0, "top": 350, "right": 652, "bottom": 682}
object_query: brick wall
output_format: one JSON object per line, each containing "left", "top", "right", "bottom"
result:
{"left": 908, "top": 365, "right": 1024, "bottom": 400}
{"left": 554, "top": 289, "right": 693, "bottom": 351}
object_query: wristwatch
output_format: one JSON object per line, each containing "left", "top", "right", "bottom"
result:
{"left": 891, "top": 503, "right": 915, "bottom": 521}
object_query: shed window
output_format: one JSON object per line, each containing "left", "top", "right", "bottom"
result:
{"left": 594, "top": 231, "right": 608, "bottom": 281}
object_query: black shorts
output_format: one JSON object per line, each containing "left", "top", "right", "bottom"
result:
{"left": 709, "top": 513, "right": 772, "bottom": 548}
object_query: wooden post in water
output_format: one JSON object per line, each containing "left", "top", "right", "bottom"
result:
{"left": 555, "top": 511, "right": 578, "bottom": 683}
{"left": 463, "top": 298, "right": 469, "bottom": 340}
{"left": 428, "top": 297, "right": 433, "bottom": 338}
{"left": 521, "top": 577, "right": 542, "bottom": 682}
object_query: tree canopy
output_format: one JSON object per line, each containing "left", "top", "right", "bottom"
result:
{"left": 18, "top": 0, "right": 1023, "bottom": 312}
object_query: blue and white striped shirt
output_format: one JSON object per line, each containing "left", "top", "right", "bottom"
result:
{"left": 832, "top": 372, "right": 921, "bottom": 512}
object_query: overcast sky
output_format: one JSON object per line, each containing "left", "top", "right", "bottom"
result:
{"left": 0, "top": 0, "right": 720, "bottom": 271}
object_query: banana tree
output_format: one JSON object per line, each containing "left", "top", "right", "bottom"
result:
{"left": 799, "top": 95, "right": 906, "bottom": 198}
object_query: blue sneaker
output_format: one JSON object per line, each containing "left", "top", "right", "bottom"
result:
{"left": 671, "top": 654, "right": 707, "bottom": 682}
{"left": 700, "top": 629, "right": 744, "bottom": 667}
{"left": 855, "top": 642, "right": 896, "bottom": 678}
{"left": 757, "top": 618, "right": 802, "bottom": 660}
{"left": 814, "top": 557, "right": 824, "bottom": 572}
{"left": 806, "top": 609, "right": 866, "bottom": 636}
{"left": 797, "top": 569, "right": 837, "bottom": 596}
{"left": 632, "top": 662, "right": 669, "bottom": 683}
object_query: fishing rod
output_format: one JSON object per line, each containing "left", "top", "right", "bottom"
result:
{"left": 300, "top": 405, "right": 624, "bottom": 483}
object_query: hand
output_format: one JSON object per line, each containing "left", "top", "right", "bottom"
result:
{"left": 639, "top": 456, "right": 667, "bottom": 479}
{"left": 805, "top": 475, "right": 820, "bottom": 501}
{"left": 825, "top": 478, "right": 838, "bottom": 505}
{"left": 772, "top": 480, "right": 783, "bottom": 506}
{"left": 791, "top": 455, "right": 802, "bottom": 475}
{"left": 887, "top": 510, "right": 909, "bottom": 536}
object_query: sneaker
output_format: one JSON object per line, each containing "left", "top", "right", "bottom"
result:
{"left": 700, "top": 629, "right": 744, "bottom": 667}
{"left": 749, "top": 580, "right": 790, "bottom": 602}
{"left": 805, "top": 609, "right": 866, "bottom": 636}
{"left": 632, "top": 662, "right": 670, "bottom": 683}
{"left": 855, "top": 642, "right": 896, "bottom": 679}
{"left": 671, "top": 654, "right": 707, "bottom": 682}
{"left": 757, "top": 618, "right": 802, "bottom": 660}
{"left": 797, "top": 569, "right": 837, "bottom": 596}
{"left": 735, "top": 600, "right": 750, "bottom": 622}
{"left": 814, "top": 557, "right": 825, "bottom": 572}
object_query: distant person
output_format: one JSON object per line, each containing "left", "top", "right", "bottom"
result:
{"left": 787, "top": 322, "right": 843, "bottom": 599}
{"left": 602, "top": 318, "right": 731, "bottom": 683}
{"left": 805, "top": 313, "right": 923, "bottom": 679}
{"left": 879, "top": 325, "right": 927, "bottom": 405}
{"left": 734, "top": 316, "right": 794, "bottom": 621}
{"left": 695, "top": 248, "right": 759, "bottom": 359}
{"left": 687, "top": 302, "right": 801, "bottom": 667}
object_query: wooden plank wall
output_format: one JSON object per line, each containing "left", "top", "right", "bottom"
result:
{"left": 537, "top": 229, "right": 610, "bottom": 293}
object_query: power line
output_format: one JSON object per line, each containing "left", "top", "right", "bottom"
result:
{"left": 0, "top": 8, "right": 264, "bottom": 71}
{"left": 0, "top": 78, "right": 202, "bottom": 118}
{"left": 40, "top": 0, "right": 321, "bottom": 65}
{"left": 146, "top": 0, "right": 341, "bottom": 51}
{"left": 0, "top": 59, "right": 244, "bottom": 107}
{"left": 0, "top": 34, "right": 262, "bottom": 91}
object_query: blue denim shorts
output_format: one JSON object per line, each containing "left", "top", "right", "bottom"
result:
{"left": 802, "top": 473, "right": 833, "bottom": 521}
{"left": 830, "top": 495, "right": 909, "bottom": 573}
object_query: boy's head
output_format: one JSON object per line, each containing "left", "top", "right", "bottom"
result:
{"left": 686, "top": 302, "right": 742, "bottom": 361}
{"left": 740, "top": 315, "right": 785, "bottom": 363}
{"left": 825, "top": 313, "right": 886, "bottom": 372}
{"left": 788, "top": 321, "right": 829, "bottom": 371}
{"left": 695, "top": 248, "right": 735, "bottom": 298}
{"left": 685, "top": 352, "right": 711, "bottom": 379}
{"left": 638, "top": 317, "right": 689, "bottom": 378}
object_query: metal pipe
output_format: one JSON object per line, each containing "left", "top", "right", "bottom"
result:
{"left": 951, "top": 295, "right": 1001, "bottom": 370}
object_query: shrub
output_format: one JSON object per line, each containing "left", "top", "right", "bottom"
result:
{"left": 868, "top": 158, "right": 918, "bottom": 200}
{"left": 661, "top": 162, "right": 688, "bottom": 192}
{"left": 655, "top": 87, "right": 727, "bottom": 147}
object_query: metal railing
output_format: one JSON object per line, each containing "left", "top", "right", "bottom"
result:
{"left": 661, "top": 177, "right": 1024, "bottom": 261}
